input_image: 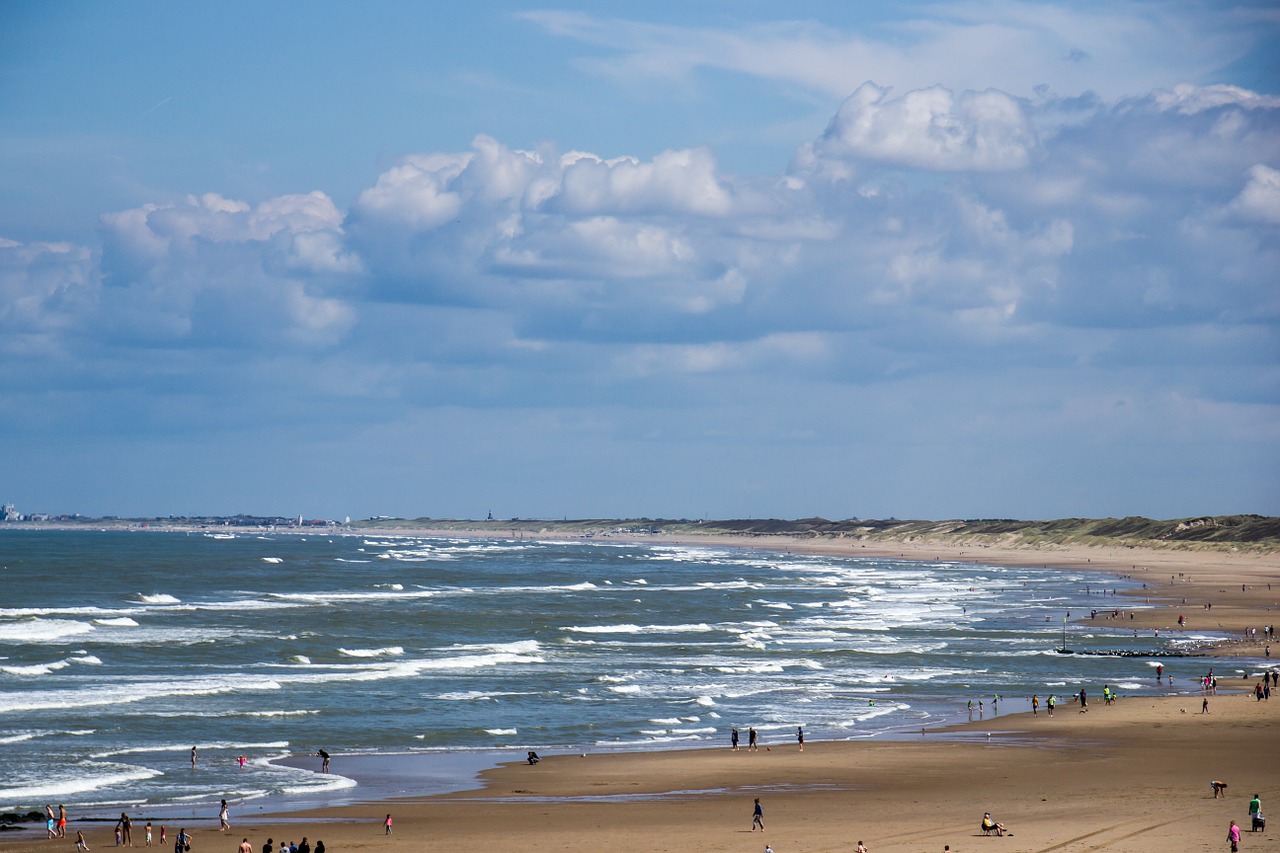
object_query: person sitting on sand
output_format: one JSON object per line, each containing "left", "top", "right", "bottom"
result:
{"left": 527, "top": 750, "right": 540, "bottom": 764}
{"left": 982, "top": 812, "right": 1006, "bottom": 836}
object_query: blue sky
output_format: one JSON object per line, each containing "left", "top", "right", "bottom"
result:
{"left": 1, "top": 1, "right": 1277, "bottom": 520}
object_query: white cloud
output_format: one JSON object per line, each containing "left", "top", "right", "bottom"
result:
{"left": 96, "top": 191, "right": 357, "bottom": 347}
{"left": 523, "top": 3, "right": 1261, "bottom": 101}
{"left": 1227, "top": 164, "right": 1280, "bottom": 224}
{"left": 549, "top": 147, "right": 734, "bottom": 216}
{"left": 812, "top": 83, "right": 1035, "bottom": 171}
{"left": 0, "top": 238, "right": 96, "bottom": 354}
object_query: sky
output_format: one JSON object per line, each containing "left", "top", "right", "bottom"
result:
{"left": 1, "top": 0, "right": 1278, "bottom": 521}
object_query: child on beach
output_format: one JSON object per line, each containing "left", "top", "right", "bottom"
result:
{"left": 75, "top": 830, "right": 89, "bottom": 851}
{"left": 384, "top": 814, "right": 393, "bottom": 835}
{"left": 146, "top": 822, "right": 153, "bottom": 846}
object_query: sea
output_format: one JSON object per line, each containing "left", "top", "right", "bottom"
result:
{"left": 0, "top": 529, "right": 1255, "bottom": 819}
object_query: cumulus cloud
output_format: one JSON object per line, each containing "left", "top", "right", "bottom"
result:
{"left": 1226, "top": 164, "right": 1280, "bottom": 224}
{"left": 96, "top": 191, "right": 358, "bottom": 347}
{"left": 0, "top": 238, "right": 96, "bottom": 355}
{"left": 808, "top": 82, "right": 1036, "bottom": 171}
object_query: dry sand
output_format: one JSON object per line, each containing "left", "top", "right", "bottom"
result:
{"left": 6, "top": 537, "right": 1279, "bottom": 853}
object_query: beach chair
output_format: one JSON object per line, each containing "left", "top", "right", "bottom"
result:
{"left": 981, "top": 817, "right": 1002, "bottom": 836}
{"left": 1252, "top": 815, "right": 1265, "bottom": 833}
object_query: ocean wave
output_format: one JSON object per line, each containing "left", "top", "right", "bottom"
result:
{"left": 485, "top": 728, "right": 517, "bottom": 736}
{"left": 136, "top": 594, "right": 181, "bottom": 604}
{"left": 338, "top": 646, "right": 405, "bottom": 658}
{"left": 435, "top": 691, "right": 495, "bottom": 701}
{"left": 563, "top": 623, "right": 714, "bottom": 635}
{"left": 94, "top": 617, "right": 139, "bottom": 627}
{"left": 444, "top": 640, "right": 540, "bottom": 655}
{"left": 0, "top": 763, "right": 162, "bottom": 804}
{"left": 269, "top": 589, "right": 437, "bottom": 604}
{"left": 90, "top": 740, "right": 290, "bottom": 758}
{"left": 0, "top": 618, "right": 95, "bottom": 643}
{"left": 261, "top": 557, "right": 283, "bottom": 564}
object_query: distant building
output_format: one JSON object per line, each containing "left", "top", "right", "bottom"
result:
{"left": 2, "top": 503, "right": 21, "bottom": 522}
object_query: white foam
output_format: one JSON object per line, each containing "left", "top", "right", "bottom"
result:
{"left": 137, "top": 594, "right": 181, "bottom": 604}
{"left": 290, "top": 655, "right": 312, "bottom": 664}
{"left": 94, "top": 617, "right": 139, "bottom": 627}
{"left": 338, "top": 646, "right": 405, "bottom": 658}
{"left": 0, "top": 618, "right": 95, "bottom": 643}
{"left": 261, "top": 557, "right": 283, "bottom": 564}
{"left": 90, "top": 740, "right": 290, "bottom": 758}
{"left": 1, "top": 659, "right": 76, "bottom": 676}
{"left": 435, "top": 691, "right": 496, "bottom": 701}
{"left": 563, "top": 623, "right": 714, "bottom": 635}
{"left": 485, "top": 728, "right": 517, "bottom": 735}
{"left": 0, "top": 763, "right": 163, "bottom": 804}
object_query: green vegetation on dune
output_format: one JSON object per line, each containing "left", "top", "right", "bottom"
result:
{"left": 351, "top": 514, "right": 1280, "bottom": 551}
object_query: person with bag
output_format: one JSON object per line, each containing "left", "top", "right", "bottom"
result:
{"left": 174, "top": 827, "right": 191, "bottom": 853}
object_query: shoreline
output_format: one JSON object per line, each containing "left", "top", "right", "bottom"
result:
{"left": 3, "top": 529, "right": 1277, "bottom": 853}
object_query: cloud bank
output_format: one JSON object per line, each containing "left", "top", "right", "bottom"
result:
{"left": 3, "top": 79, "right": 1278, "bottom": 518}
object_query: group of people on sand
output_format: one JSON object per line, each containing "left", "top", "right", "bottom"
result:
{"left": 239, "top": 837, "right": 324, "bottom": 853}
{"left": 45, "top": 805, "right": 67, "bottom": 840}
{"left": 730, "top": 726, "right": 806, "bottom": 751}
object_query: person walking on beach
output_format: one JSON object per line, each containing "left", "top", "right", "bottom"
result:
{"left": 797, "top": 726, "right": 804, "bottom": 751}
{"left": 1250, "top": 794, "right": 1262, "bottom": 826}
{"left": 1228, "top": 819, "right": 1241, "bottom": 852}
{"left": 173, "top": 827, "right": 189, "bottom": 853}
{"left": 1032, "top": 694, "right": 1039, "bottom": 716}
{"left": 748, "top": 727, "right": 758, "bottom": 751}
{"left": 59, "top": 804, "right": 68, "bottom": 838}
{"left": 76, "top": 830, "right": 90, "bottom": 852}
{"left": 239, "top": 839, "right": 252, "bottom": 853}
{"left": 731, "top": 728, "right": 739, "bottom": 750}
{"left": 219, "top": 800, "right": 230, "bottom": 831}
{"left": 384, "top": 814, "right": 393, "bottom": 835}
{"left": 121, "top": 812, "right": 133, "bottom": 846}
{"left": 751, "top": 797, "right": 764, "bottom": 831}
{"left": 1047, "top": 694, "right": 1056, "bottom": 716}
{"left": 45, "top": 806, "right": 56, "bottom": 840}
{"left": 262, "top": 838, "right": 273, "bottom": 853}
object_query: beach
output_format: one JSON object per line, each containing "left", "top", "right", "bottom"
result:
{"left": 3, "top": 535, "right": 1277, "bottom": 853}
